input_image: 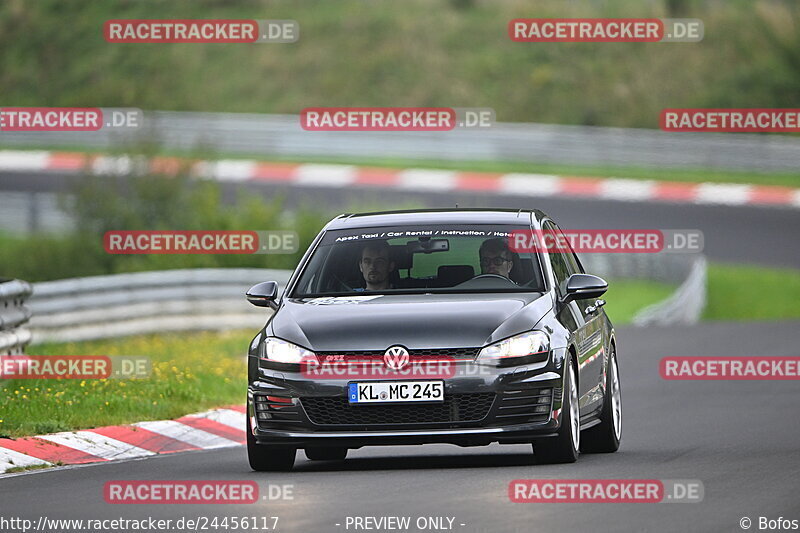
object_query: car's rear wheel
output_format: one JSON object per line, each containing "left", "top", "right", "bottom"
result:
{"left": 534, "top": 361, "right": 579, "bottom": 464}
{"left": 581, "top": 345, "right": 622, "bottom": 453}
{"left": 247, "top": 413, "right": 296, "bottom": 471}
{"left": 304, "top": 447, "right": 348, "bottom": 461}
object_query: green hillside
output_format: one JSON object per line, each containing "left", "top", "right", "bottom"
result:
{"left": 1, "top": 0, "right": 798, "bottom": 128}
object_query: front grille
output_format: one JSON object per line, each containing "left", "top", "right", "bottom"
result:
{"left": 492, "top": 387, "right": 553, "bottom": 426}
{"left": 301, "top": 393, "right": 495, "bottom": 427}
{"left": 315, "top": 347, "right": 480, "bottom": 359}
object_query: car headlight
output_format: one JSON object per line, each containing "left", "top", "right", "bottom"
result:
{"left": 260, "top": 337, "right": 314, "bottom": 364}
{"left": 476, "top": 330, "right": 550, "bottom": 366}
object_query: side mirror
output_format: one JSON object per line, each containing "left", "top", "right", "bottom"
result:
{"left": 246, "top": 281, "right": 279, "bottom": 309}
{"left": 560, "top": 274, "right": 608, "bottom": 304}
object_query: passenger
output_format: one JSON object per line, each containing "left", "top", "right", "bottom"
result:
{"left": 478, "top": 238, "right": 515, "bottom": 280}
{"left": 357, "top": 240, "right": 396, "bottom": 291}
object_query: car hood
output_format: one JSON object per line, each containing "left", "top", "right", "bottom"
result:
{"left": 268, "top": 292, "right": 553, "bottom": 352}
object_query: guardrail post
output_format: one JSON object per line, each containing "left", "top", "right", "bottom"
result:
{"left": 0, "top": 278, "right": 34, "bottom": 355}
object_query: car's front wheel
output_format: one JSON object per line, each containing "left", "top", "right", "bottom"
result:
{"left": 581, "top": 345, "right": 622, "bottom": 453}
{"left": 533, "top": 361, "right": 579, "bottom": 464}
{"left": 246, "top": 413, "right": 296, "bottom": 471}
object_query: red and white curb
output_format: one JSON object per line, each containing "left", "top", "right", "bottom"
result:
{"left": 1, "top": 149, "right": 799, "bottom": 209}
{"left": 0, "top": 405, "right": 246, "bottom": 474}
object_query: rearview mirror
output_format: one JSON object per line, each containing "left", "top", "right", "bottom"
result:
{"left": 561, "top": 274, "right": 608, "bottom": 304}
{"left": 246, "top": 281, "right": 279, "bottom": 309}
{"left": 406, "top": 238, "right": 449, "bottom": 254}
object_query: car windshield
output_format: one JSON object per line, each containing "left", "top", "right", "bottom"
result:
{"left": 291, "top": 224, "right": 545, "bottom": 297}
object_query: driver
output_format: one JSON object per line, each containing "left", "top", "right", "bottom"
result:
{"left": 357, "top": 240, "right": 396, "bottom": 291}
{"left": 478, "top": 238, "right": 515, "bottom": 280}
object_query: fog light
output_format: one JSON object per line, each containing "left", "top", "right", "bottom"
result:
{"left": 534, "top": 405, "right": 549, "bottom": 414}
{"left": 257, "top": 412, "right": 271, "bottom": 420}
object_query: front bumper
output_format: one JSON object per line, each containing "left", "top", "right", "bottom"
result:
{"left": 247, "top": 348, "right": 568, "bottom": 448}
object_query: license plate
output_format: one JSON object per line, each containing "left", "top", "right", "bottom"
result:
{"left": 348, "top": 381, "right": 444, "bottom": 404}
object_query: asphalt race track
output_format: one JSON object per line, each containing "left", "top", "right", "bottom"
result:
{"left": 2, "top": 322, "right": 799, "bottom": 533}
{"left": 2, "top": 170, "right": 799, "bottom": 268}
{"left": 2, "top": 170, "right": 799, "bottom": 532}
{"left": 245, "top": 182, "right": 800, "bottom": 268}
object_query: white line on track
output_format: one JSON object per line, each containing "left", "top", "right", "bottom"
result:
{"left": 134, "top": 420, "right": 241, "bottom": 449}
{"left": 38, "top": 431, "right": 154, "bottom": 460}
{"left": 0, "top": 448, "right": 51, "bottom": 471}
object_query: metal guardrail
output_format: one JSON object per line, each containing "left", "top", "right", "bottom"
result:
{"left": 581, "top": 252, "right": 703, "bottom": 285}
{"left": 0, "top": 191, "right": 74, "bottom": 235}
{"left": 1, "top": 111, "right": 798, "bottom": 172}
{"left": 26, "top": 257, "right": 706, "bottom": 344}
{"left": 633, "top": 256, "right": 708, "bottom": 326}
{"left": 0, "top": 279, "right": 33, "bottom": 354}
{"left": 28, "top": 269, "right": 291, "bottom": 344}
{"left": 580, "top": 252, "right": 708, "bottom": 325}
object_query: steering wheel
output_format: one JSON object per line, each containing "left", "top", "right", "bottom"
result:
{"left": 470, "top": 274, "right": 510, "bottom": 281}
{"left": 453, "top": 273, "right": 517, "bottom": 288}
{"left": 328, "top": 272, "right": 356, "bottom": 292}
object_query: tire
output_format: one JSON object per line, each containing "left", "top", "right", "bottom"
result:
{"left": 304, "top": 447, "right": 348, "bottom": 461}
{"left": 247, "top": 413, "right": 296, "bottom": 471}
{"left": 581, "top": 345, "right": 622, "bottom": 453}
{"left": 534, "top": 361, "right": 579, "bottom": 464}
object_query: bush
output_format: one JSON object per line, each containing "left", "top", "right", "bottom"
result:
{"left": 0, "top": 155, "right": 330, "bottom": 281}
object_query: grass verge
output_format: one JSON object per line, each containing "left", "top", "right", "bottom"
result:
{"left": 602, "top": 279, "right": 677, "bottom": 325}
{"left": 248, "top": 155, "right": 800, "bottom": 188}
{"left": 2, "top": 145, "right": 798, "bottom": 188}
{"left": 0, "top": 331, "right": 249, "bottom": 438}
{"left": 3, "top": 462, "right": 61, "bottom": 474}
{"left": 704, "top": 263, "right": 800, "bottom": 321}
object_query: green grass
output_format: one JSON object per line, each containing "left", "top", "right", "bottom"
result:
{"left": 3, "top": 146, "right": 797, "bottom": 187}
{"left": 0, "top": 331, "right": 250, "bottom": 438}
{"left": 237, "top": 155, "right": 800, "bottom": 188}
{"left": 704, "top": 263, "right": 800, "bottom": 321}
{"left": 603, "top": 279, "right": 677, "bottom": 324}
{"left": 606, "top": 263, "right": 800, "bottom": 323}
{"left": 4, "top": 462, "right": 60, "bottom": 474}
{"left": 1, "top": 0, "right": 798, "bottom": 131}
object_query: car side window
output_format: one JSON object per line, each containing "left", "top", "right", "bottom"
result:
{"left": 543, "top": 221, "right": 573, "bottom": 296}
{"left": 550, "top": 221, "right": 583, "bottom": 274}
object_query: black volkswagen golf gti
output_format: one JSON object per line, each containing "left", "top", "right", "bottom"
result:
{"left": 245, "top": 209, "right": 621, "bottom": 470}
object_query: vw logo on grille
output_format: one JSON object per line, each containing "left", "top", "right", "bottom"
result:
{"left": 384, "top": 346, "right": 410, "bottom": 370}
